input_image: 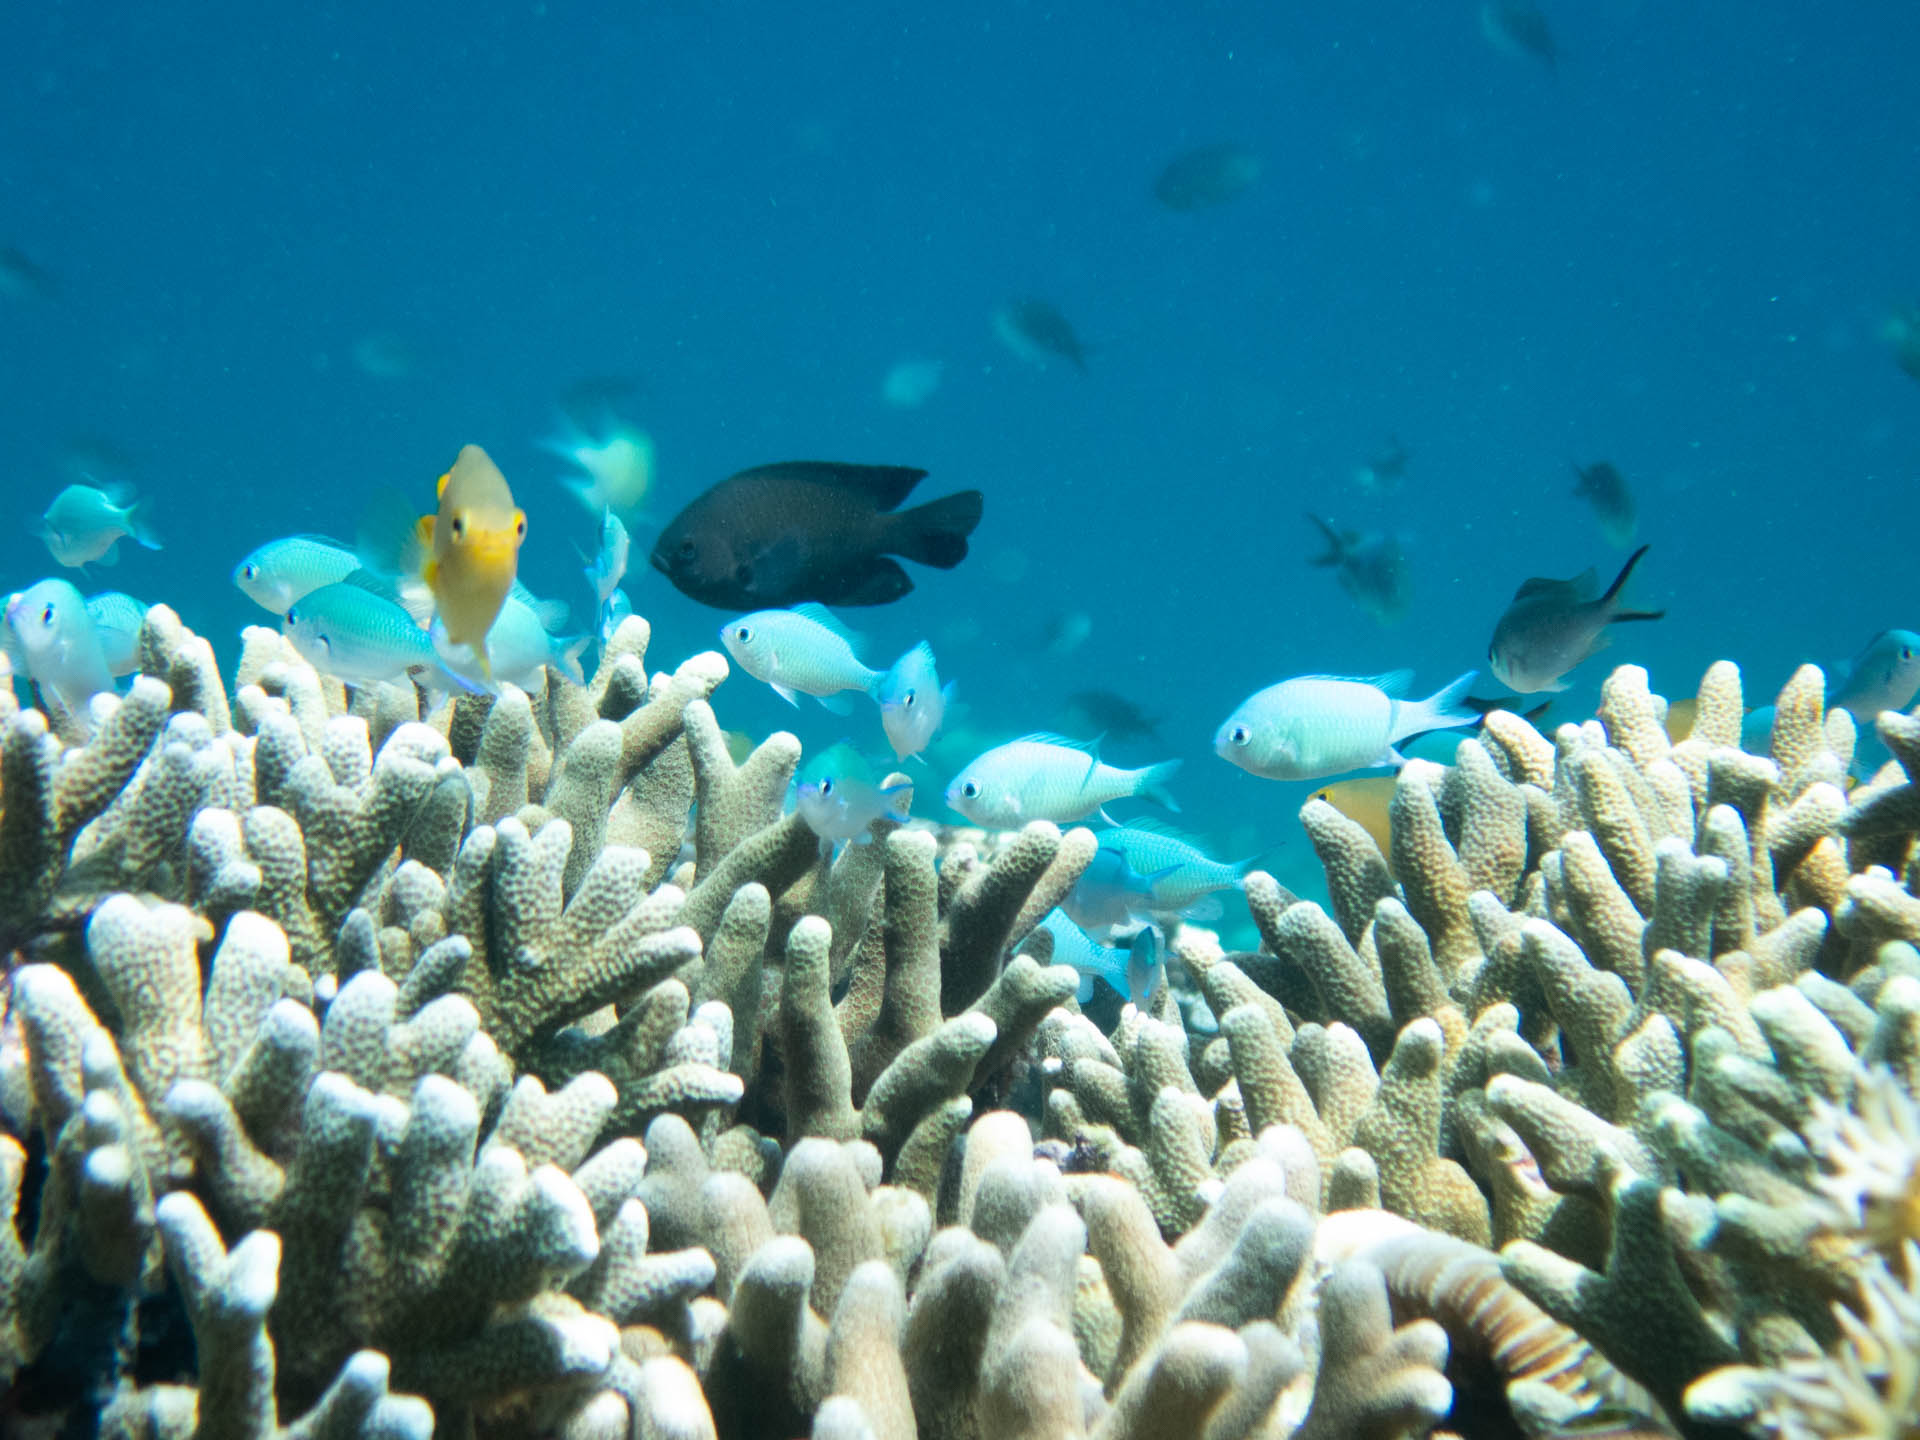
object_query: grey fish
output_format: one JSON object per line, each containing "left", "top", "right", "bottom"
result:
{"left": 1153, "top": 143, "right": 1261, "bottom": 211}
{"left": 1481, "top": 0, "right": 1557, "bottom": 69}
{"left": 1572, "top": 461, "right": 1637, "bottom": 547}
{"left": 1308, "top": 514, "right": 1411, "bottom": 625}
{"left": 1489, "top": 544, "right": 1663, "bottom": 694}
{"left": 1065, "top": 689, "right": 1161, "bottom": 743}
{"left": 652, "top": 461, "right": 983, "bottom": 609}
{"left": 993, "top": 298, "right": 1089, "bottom": 372}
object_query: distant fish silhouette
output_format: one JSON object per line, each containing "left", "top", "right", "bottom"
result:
{"left": 1153, "top": 143, "right": 1261, "bottom": 211}
{"left": 993, "top": 298, "right": 1090, "bottom": 372}
{"left": 1481, "top": 0, "right": 1558, "bottom": 70}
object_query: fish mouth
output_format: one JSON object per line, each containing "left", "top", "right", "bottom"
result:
{"left": 649, "top": 546, "right": 671, "bottom": 575}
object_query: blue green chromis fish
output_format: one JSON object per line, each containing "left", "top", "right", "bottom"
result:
{"left": 233, "top": 535, "right": 363, "bottom": 615}
{"left": 720, "top": 603, "right": 882, "bottom": 712}
{"left": 5, "top": 578, "right": 116, "bottom": 732}
{"left": 876, "top": 640, "right": 953, "bottom": 761}
{"left": 1035, "top": 911, "right": 1163, "bottom": 1008}
{"left": 38, "top": 482, "right": 161, "bottom": 569}
{"left": 83, "top": 591, "right": 147, "bottom": 676}
{"left": 283, "top": 581, "right": 445, "bottom": 689}
{"left": 945, "top": 734, "right": 1180, "bottom": 828}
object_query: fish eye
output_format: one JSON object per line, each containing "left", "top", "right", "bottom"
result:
{"left": 819, "top": 778, "right": 834, "bottom": 796}
{"left": 1230, "top": 725, "right": 1250, "bottom": 747}
{"left": 450, "top": 515, "right": 466, "bottom": 539}
{"left": 961, "top": 780, "right": 980, "bottom": 799}
{"left": 734, "top": 625, "right": 752, "bottom": 643}
{"left": 242, "top": 563, "right": 257, "bottom": 580}
{"left": 734, "top": 563, "right": 754, "bottom": 585}
{"left": 677, "top": 540, "right": 697, "bottom": 561}
{"left": 1904, "top": 648, "right": 1915, "bottom": 661}
{"left": 40, "top": 603, "right": 55, "bottom": 626}
{"left": 902, "top": 689, "right": 917, "bottom": 707}
{"left": 514, "top": 515, "right": 526, "bottom": 539}
{"left": 286, "top": 607, "right": 298, "bottom": 625}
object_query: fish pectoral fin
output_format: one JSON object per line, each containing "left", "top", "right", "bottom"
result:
{"left": 816, "top": 690, "right": 856, "bottom": 715}
{"left": 415, "top": 515, "right": 437, "bottom": 548}
{"left": 772, "top": 682, "right": 802, "bottom": 707}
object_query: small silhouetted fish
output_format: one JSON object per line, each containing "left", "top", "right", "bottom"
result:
{"left": 1572, "top": 461, "right": 1636, "bottom": 547}
{"left": 1353, "top": 436, "right": 1409, "bottom": 493}
{"left": 1042, "top": 610, "right": 1093, "bottom": 656}
{"left": 652, "top": 462, "right": 984, "bottom": 609}
{"left": 1065, "top": 689, "right": 1161, "bottom": 743}
{"left": 1883, "top": 305, "right": 1920, "bottom": 382}
{"left": 1307, "top": 514, "right": 1411, "bottom": 625}
{"left": 0, "top": 246, "right": 55, "bottom": 301}
{"left": 1481, "top": 0, "right": 1557, "bottom": 69}
{"left": 1153, "top": 143, "right": 1261, "bottom": 211}
{"left": 1489, "top": 544, "right": 1664, "bottom": 693}
{"left": 993, "top": 298, "right": 1089, "bottom": 372}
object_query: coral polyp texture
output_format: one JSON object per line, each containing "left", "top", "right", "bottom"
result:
{"left": 3, "top": 607, "right": 1919, "bottom": 1440}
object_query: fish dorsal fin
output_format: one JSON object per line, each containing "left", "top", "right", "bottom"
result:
{"left": 732, "top": 461, "right": 929, "bottom": 512}
{"left": 789, "top": 602, "right": 863, "bottom": 650}
{"left": 1015, "top": 730, "right": 1103, "bottom": 762}
{"left": 291, "top": 532, "right": 357, "bottom": 549}
{"left": 1293, "top": 671, "right": 1414, "bottom": 695}
{"left": 436, "top": 469, "right": 452, "bottom": 500}
{"left": 1513, "top": 571, "right": 1593, "bottom": 603}
{"left": 1110, "top": 816, "right": 1207, "bottom": 848}
{"left": 340, "top": 567, "right": 400, "bottom": 600}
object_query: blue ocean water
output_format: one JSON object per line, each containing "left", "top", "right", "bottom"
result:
{"left": 2, "top": 1, "right": 1915, "bottom": 924}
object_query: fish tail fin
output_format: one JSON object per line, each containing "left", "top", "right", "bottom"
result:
{"left": 128, "top": 503, "right": 162, "bottom": 551}
{"left": 1305, "top": 513, "right": 1344, "bottom": 566}
{"left": 1600, "top": 543, "right": 1652, "bottom": 605}
{"left": 1135, "top": 759, "right": 1183, "bottom": 812}
{"left": 888, "top": 489, "right": 984, "bottom": 569}
{"left": 556, "top": 634, "right": 591, "bottom": 687}
{"left": 1402, "top": 669, "right": 1481, "bottom": 738}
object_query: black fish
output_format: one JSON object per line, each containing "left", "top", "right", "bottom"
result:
{"left": 1153, "top": 143, "right": 1261, "bottom": 211}
{"left": 651, "top": 461, "right": 984, "bottom": 610}
{"left": 1571, "top": 461, "right": 1637, "bottom": 547}
{"left": 993, "top": 298, "right": 1090, "bottom": 372}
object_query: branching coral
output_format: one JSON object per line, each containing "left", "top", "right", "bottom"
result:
{"left": 5, "top": 606, "right": 1920, "bottom": 1440}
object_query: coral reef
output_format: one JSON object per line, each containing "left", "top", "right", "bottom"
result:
{"left": 3, "top": 607, "right": 1919, "bottom": 1440}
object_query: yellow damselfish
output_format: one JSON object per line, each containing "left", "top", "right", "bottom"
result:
{"left": 1309, "top": 775, "right": 1398, "bottom": 856}
{"left": 416, "top": 444, "right": 526, "bottom": 680}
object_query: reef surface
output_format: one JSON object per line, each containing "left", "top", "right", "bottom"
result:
{"left": 2, "top": 606, "right": 1917, "bottom": 1440}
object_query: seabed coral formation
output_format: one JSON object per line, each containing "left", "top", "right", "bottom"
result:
{"left": 2, "top": 605, "right": 1918, "bottom": 1440}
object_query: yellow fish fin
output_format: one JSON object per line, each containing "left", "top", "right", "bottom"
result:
{"left": 476, "top": 646, "right": 494, "bottom": 682}
{"left": 436, "top": 469, "right": 452, "bottom": 500}
{"left": 415, "top": 514, "right": 435, "bottom": 548}
{"left": 421, "top": 555, "right": 439, "bottom": 590}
